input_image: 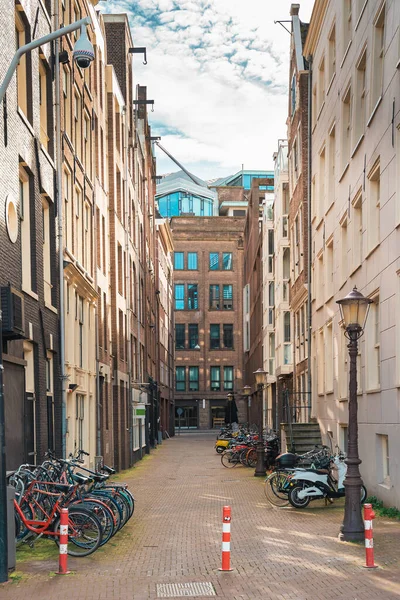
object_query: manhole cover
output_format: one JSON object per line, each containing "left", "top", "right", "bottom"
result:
{"left": 156, "top": 582, "right": 216, "bottom": 597}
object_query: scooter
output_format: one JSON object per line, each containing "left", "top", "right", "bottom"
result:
{"left": 287, "top": 451, "right": 367, "bottom": 508}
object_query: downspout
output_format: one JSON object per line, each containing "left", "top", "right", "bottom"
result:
{"left": 307, "top": 55, "right": 313, "bottom": 420}
{"left": 54, "top": 0, "right": 67, "bottom": 458}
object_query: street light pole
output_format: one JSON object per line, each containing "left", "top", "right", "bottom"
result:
{"left": 337, "top": 287, "right": 372, "bottom": 542}
{"left": 253, "top": 368, "right": 267, "bottom": 477}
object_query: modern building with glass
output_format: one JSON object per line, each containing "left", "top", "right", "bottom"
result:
{"left": 156, "top": 171, "right": 218, "bottom": 218}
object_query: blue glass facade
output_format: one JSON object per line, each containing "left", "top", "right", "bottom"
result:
{"left": 157, "top": 191, "right": 214, "bottom": 217}
{"left": 222, "top": 172, "right": 274, "bottom": 191}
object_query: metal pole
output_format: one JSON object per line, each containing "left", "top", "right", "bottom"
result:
{"left": 254, "top": 384, "right": 265, "bottom": 477}
{"left": 0, "top": 18, "right": 91, "bottom": 105}
{"left": 340, "top": 329, "right": 365, "bottom": 541}
{"left": 0, "top": 310, "right": 8, "bottom": 583}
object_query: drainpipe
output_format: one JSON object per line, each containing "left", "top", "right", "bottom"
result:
{"left": 54, "top": 0, "right": 67, "bottom": 458}
{"left": 307, "top": 55, "right": 313, "bottom": 421}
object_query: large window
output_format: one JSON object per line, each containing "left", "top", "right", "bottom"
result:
{"left": 370, "top": 3, "right": 385, "bottom": 113}
{"left": 223, "top": 324, "right": 233, "bottom": 349}
{"left": 341, "top": 84, "right": 352, "bottom": 171}
{"left": 354, "top": 48, "right": 366, "bottom": 146}
{"left": 210, "top": 366, "right": 220, "bottom": 391}
{"left": 187, "top": 284, "right": 198, "bottom": 310}
{"left": 187, "top": 252, "right": 198, "bottom": 270}
{"left": 210, "top": 324, "right": 220, "bottom": 349}
{"left": 283, "top": 311, "right": 291, "bottom": 365}
{"left": 209, "top": 285, "right": 220, "bottom": 309}
{"left": 175, "top": 324, "right": 185, "bottom": 349}
{"left": 223, "top": 253, "right": 232, "bottom": 270}
{"left": 367, "top": 160, "right": 380, "bottom": 254}
{"left": 223, "top": 285, "right": 233, "bottom": 310}
{"left": 176, "top": 367, "right": 185, "bottom": 391}
{"left": 174, "top": 284, "right": 185, "bottom": 310}
{"left": 174, "top": 252, "right": 184, "bottom": 270}
{"left": 223, "top": 366, "right": 234, "bottom": 391}
{"left": 15, "top": 10, "right": 30, "bottom": 119}
{"left": 188, "top": 324, "right": 199, "bottom": 349}
{"left": 189, "top": 367, "right": 199, "bottom": 391}
{"left": 209, "top": 252, "right": 219, "bottom": 270}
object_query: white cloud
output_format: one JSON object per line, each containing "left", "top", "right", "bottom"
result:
{"left": 102, "top": 0, "right": 315, "bottom": 179}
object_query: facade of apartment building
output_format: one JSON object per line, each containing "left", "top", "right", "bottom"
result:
{"left": 171, "top": 217, "right": 245, "bottom": 429}
{"left": 0, "top": 0, "right": 60, "bottom": 469}
{"left": 304, "top": 0, "right": 400, "bottom": 506}
{"left": 243, "top": 178, "right": 274, "bottom": 428}
{"left": 287, "top": 5, "right": 311, "bottom": 424}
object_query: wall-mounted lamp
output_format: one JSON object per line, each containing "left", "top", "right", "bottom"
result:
{"left": 128, "top": 47, "right": 147, "bottom": 65}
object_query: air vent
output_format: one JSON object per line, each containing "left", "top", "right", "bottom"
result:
{"left": 1, "top": 286, "right": 25, "bottom": 339}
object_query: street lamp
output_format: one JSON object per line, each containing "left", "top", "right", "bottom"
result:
{"left": 226, "top": 392, "right": 233, "bottom": 425}
{"left": 337, "top": 287, "right": 372, "bottom": 542}
{"left": 253, "top": 368, "right": 267, "bottom": 477}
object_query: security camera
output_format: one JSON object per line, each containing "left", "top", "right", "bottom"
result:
{"left": 73, "top": 25, "right": 94, "bottom": 69}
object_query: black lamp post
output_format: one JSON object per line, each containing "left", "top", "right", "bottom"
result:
{"left": 243, "top": 385, "right": 251, "bottom": 426}
{"left": 337, "top": 287, "right": 372, "bottom": 542}
{"left": 226, "top": 392, "right": 233, "bottom": 425}
{"left": 253, "top": 368, "right": 267, "bottom": 477}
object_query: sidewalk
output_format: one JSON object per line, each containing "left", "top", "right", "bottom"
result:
{"left": 2, "top": 432, "right": 400, "bottom": 599}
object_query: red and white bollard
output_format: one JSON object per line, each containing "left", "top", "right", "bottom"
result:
{"left": 363, "top": 503, "right": 378, "bottom": 569}
{"left": 57, "top": 508, "right": 70, "bottom": 575}
{"left": 219, "top": 505, "right": 233, "bottom": 571}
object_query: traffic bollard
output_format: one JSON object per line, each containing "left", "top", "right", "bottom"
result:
{"left": 218, "top": 505, "right": 233, "bottom": 571}
{"left": 57, "top": 508, "right": 70, "bottom": 575}
{"left": 363, "top": 503, "right": 378, "bottom": 569}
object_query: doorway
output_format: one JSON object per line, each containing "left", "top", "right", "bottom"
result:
{"left": 174, "top": 405, "right": 198, "bottom": 429}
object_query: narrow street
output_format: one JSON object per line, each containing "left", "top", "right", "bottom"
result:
{"left": 3, "top": 432, "right": 400, "bottom": 600}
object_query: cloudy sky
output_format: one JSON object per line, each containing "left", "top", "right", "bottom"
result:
{"left": 102, "top": 0, "right": 315, "bottom": 180}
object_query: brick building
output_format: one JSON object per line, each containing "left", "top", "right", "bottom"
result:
{"left": 170, "top": 217, "right": 245, "bottom": 429}
{"left": 0, "top": 0, "right": 60, "bottom": 468}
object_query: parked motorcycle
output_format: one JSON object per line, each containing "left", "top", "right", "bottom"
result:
{"left": 287, "top": 451, "right": 367, "bottom": 508}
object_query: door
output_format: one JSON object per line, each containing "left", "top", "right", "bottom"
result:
{"left": 174, "top": 406, "right": 198, "bottom": 429}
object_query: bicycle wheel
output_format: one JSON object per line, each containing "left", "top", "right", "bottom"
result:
{"left": 264, "top": 472, "right": 290, "bottom": 507}
{"left": 221, "top": 450, "right": 239, "bottom": 468}
{"left": 246, "top": 448, "right": 257, "bottom": 468}
{"left": 53, "top": 506, "right": 102, "bottom": 557}
{"left": 71, "top": 499, "right": 115, "bottom": 546}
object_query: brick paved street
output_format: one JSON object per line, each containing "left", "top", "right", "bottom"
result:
{"left": 2, "top": 432, "right": 400, "bottom": 600}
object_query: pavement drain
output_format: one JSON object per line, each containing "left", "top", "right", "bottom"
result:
{"left": 156, "top": 582, "right": 216, "bottom": 597}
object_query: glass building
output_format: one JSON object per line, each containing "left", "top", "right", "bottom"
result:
{"left": 156, "top": 171, "right": 218, "bottom": 218}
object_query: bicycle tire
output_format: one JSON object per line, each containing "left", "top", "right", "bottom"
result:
{"left": 53, "top": 506, "right": 102, "bottom": 557}
{"left": 246, "top": 448, "right": 257, "bottom": 468}
{"left": 221, "top": 450, "right": 239, "bottom": 468}
{"left": 70, "top": 499, "right": 115, "bottom": 545}
{"left": 264, "top": 472, "right": 290, "bottom": 507}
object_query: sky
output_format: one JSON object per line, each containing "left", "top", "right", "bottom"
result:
{"left": 101, "top": 0, "right": 316, "bottom": 180}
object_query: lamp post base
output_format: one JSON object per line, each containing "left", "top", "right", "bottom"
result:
{"left": 339, "top": 527, "right": 365, "bottom": 543}
{"left": 254, "top": 442, "right": 265, "bottom": 477}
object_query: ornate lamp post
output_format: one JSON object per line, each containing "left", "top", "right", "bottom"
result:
{"left": 226, "top": 392, "right": 233, "bottom": 425}
{"left": 253, "top": 368, "right": 267, "bottom": 477}
{"left": 337, "top": 287, "right": 372, "bottom": 542}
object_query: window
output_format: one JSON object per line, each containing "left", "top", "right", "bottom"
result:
{"left": 268, "top": 282, "right": 275, "bottom": 326}
{"left": 15, "top": 10, "right": 30, "bottom": 118}
{"left": 328, "top": 23, "right": 336, "bottom": 85}
{"left": 223, "top": 324, "right": 233, "bottom": 349}
{"left": 39, "top": 59, "right": 50, "bottom": 150}
{"left": 175, "top": 324, "right": 185, "bottom": 349}
{"left": 341, "top": 85, "right": 352, "bottom": 171}
{"left": 352, "top": 190, "right": 363, "bottom": 270}
{"left": 325, "top": 239, "right": 334, "bottom": 301}
{"left": 78, "top": 296, "right": 84, "bottom": 368}
{"left": 210, "top": 324, "right": 220, "bottom": 349}
{"left": 223, "top": 253, "right": 233, "bottom": 270}
{"left": 268, "top": 333, "right": 275, "bottom": 375}
{"left": 367, "top": 160, "right": 380, "bottom": 254}
{"left": 282, "top": 248, "right": 290, "bottom": 301}
{"left": 187, "top": 284, "right": 198, "bottom": 310}
{"left": 187, "top": 252, "right": 197, "bottom": 270}
{"left": 325, "top": 322, "right": 333, "bottom": 393}
{"left": 117, "top": 243, "right": 123, "bottom": 295}
{"left": 354, "top": 48, "right": 366, "bottom": 146}
{"left": 316, "top": 252, "right": 324, "bottom": 309}
{"left": 188, "top": 324, "right": 199, "bottom": 349}
{"left": 340, "top": 217, "right": 348, "bottom": 287}
{"left": 84, "top": 112, "right": 91, "bottom": 177}
{"left": 343, "top": 0, "right": 352, "bottom": 57}
{"left": 42, "top": 198, "right": 52, "bottom": 305}
{"left": 366, "top": 295, "right": 380, "bottom": 390}
{"left": 268, "top": 229, "right": 274, "bottom": 274}
{"left": 317, "top": 328, "right": 325, "bottom": 394}
{"left": 209, "top": 285, "right": 220, "bottom": 309}
{"left": 224, "top": 367, "right": 234, "bottom": 391}
{"left": 290, "top": 73, "right": 296, "bottom": 115}
{"left": 210, "top": 366, "right": 220, "bottom": 391}
{"left": 328, "top": 124, "right": 336, "bottom": 207}
{"left": 189, "top": 367, "right": 199, "bottom": 391}
{"left": 312, "top": 83, "right": 317, "bottom": 129}
{"left": 370, "top": 3, "right": 385, "bottom": 113}
{"left": 174, "top": 284, "right": 184, "bottom": 310}
{"left": 63, "top": 68, "right": 71, "bottom": 137}
{"left": 318, "top": 56, "right": 325, "bottom": 114}
{"left": 377, "top": 434, "right": 390, "bottom": 484}
{"left": 74, "top": 91, "right": 81, "bottom": 158}
{"left": 176, "top": 367, "right": 185, "bottom": 391}
{"left": 338, "top": 323, "right": 348, "bottom": 399}
{"left": 209, "top": 252, "right": 219, "bottom": 270}
{"left": 76, "top": 395, "right": 85, "bottom": 453}
{"left": 319, "top": 146, "right": 326, "bottom": 217}
{"left": 20, "top": 167, "right": 36, "bottom": 293}
{"left": 293, "top": 213, "right": 301, "bottom": 279}
{"left": 223, "top": 285, "right": 233, "bottom": 310}
{"left": 283, "top": 312, "right": 291, "bottom": 365}
{"left": 174, "top": 252, "right": 184, "bottom": 270}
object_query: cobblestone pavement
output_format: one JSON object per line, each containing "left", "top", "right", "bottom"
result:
{"left": 2, "top": 431, "right": 400, "bottom": 600}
